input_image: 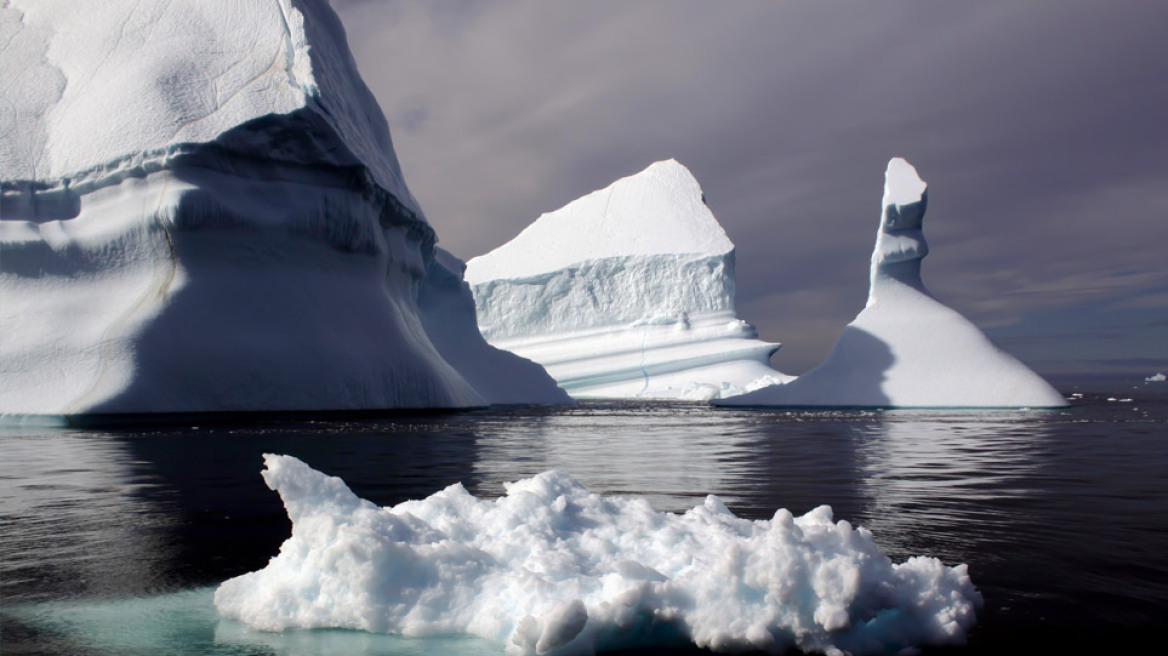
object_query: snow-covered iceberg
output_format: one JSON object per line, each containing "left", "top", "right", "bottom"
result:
{"left": 464, "top": 160, "right": 792, "bottom": 400}
{"left": 0, "top": 0, "right": 563, "bottom": 413}
{"left": 717, "top": 158, "right": 1067, "bottom": 409}
{"left": 216, "top": 454, "right": 982, "bottom": 655}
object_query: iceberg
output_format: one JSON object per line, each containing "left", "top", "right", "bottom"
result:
{"left": 465, "top": 160, "right": 792, "bottom": 400}
{"left": 1146, "top": 373, "right": 1166, "bottom": 383}
{"left": 717, "top": 158, "right": 1067, "bottom": 408}
{"left": 0, "top": 0, "right": 563, "bottom": 413}
{"left": 215, "top": 454, "right": 982, "bottom": 655}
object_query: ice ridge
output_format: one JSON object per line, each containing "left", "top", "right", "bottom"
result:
{"left": 465, "top": 159, "right": 733, "bottom": 284}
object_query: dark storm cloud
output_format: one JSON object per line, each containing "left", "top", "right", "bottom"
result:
{"left": 335, "top": 0, "right": 1168, "bottom": 376}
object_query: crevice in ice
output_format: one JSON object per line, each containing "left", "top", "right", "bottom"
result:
{"left": 275, "top": 0, "right": 300, "bottom": 91}
{"left": 63, "top": 176, "right": 182, "bottom": 413}
{"left": 416, "top": 247, "right": 570, "bottom": 405}
{"left": 636, "top": 326, "right": 650, "bottom": 397}
{"left": 272, "top": 0, "right": 317, "bottom": 99}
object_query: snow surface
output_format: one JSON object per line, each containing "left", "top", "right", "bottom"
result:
{"left": 465, "top": 160, "right": 734, "bottom": 283}
{"left": 465, "top": 161, "right": 792, "bottom": 400}
{"left": 0, "top": 0, "right": 564, "bottom": 413}
{"left": 0, "top": 0, "right": 413, "bottom": 207}
{"left": 216, "top": 454, "right": 982, "bottom": 655}
{"left": 717, "top": 158, "right": 1067, "bottom": 408}
{"left": 418, "top": 248, "right": 571, "bottom": 405}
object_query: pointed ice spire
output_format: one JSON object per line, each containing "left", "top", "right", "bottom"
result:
{"left": 869, "top": 157, "right": 930, "bottom": 304}
{"left": 716, "top": 157, "right": 1067, "bottom": 408}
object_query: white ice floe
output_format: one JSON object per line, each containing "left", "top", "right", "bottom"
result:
{"left": 717, "top": 158, "right": 1067, "bottom": 409}
{"left": 1146, "top": 373, "right": 1166, "bottom": 382}
{"left": 216, "top": 454, "right": 982, "bottom": 655}
{"left": 0, "top": 0, "right": 564, "bottom": 413}
{"left": 465, "top": 160, "right": 792, "bottom": 400}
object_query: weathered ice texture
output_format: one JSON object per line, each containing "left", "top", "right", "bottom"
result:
{"left": 417, "top": 249, "right": 570, "bottom": 405}
{"left": 466, "top": 160, "right": 791, "bottom": 400}
{"left": 216, "top": 454, "right": 983, "bottom": 655}
{"left": 0, "top": 0, "right": 563, "bottom": 414}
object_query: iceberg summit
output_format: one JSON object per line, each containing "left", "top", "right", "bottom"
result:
{"left": 718, "top": 158, "right": 1067, "bottom": 409}
{"left": 0, "top": 0, "right": 564, "bottom": 414}
{"left": 216, "top": 454, "right": 982, "bottom": 655}
{"left": 465, "top": 160, "right": 792, "bottom": 400}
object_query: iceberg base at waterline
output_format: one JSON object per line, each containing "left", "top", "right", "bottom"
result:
{"left": 214, "top": 454, "right": 981, "bottom": 655}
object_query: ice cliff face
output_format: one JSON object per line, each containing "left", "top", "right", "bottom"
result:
{"left": 0, "top": 0, "right": 561, "bottom": 414}
{"left": 465, "top": 160, "right": 792, "bottom": 400}
{"left": 417, "top": 249, "right": 570, "bottom": 405}
{"left": 718, "top": 158, "right": 1067, "bottom": 408}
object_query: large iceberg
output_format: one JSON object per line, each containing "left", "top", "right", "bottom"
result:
{"left": 0, "top": 0, "right": 563, "bottom": 413}
{"left": 216, "top": 454, "right": 982, "bottom": 655}
{"left": 717, "top": 158, "right": 1067, "bottom": 409}
{"left": 465, "top": 160, "right": 792, "bottom": 400}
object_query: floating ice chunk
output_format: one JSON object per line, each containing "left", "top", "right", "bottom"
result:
{"left": 464, "top": 160, "right": 792, "bottom": 400}
{"left": 1146, "top": 373, "right": 1166, "bottom": 382}
{"left": 717, "top": 158, "right": 1067, "bottom": 409}
{"left": 215, "top": 454, "right": 982, "bottom": 655}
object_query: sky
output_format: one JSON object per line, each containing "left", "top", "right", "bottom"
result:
{"left": 333, "top": 0, "right": 1167, "bottom": 379}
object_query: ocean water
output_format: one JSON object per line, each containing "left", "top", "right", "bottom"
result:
{"left": 2, "top": 382, "right": 1166, "bottom": 655}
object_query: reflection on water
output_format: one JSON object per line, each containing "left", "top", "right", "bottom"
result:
{"left": 855, "top": 413, "right": 1052, "bottom": 563}
{"left": 8, "top": 588, "right": 500, "bottom": 656}
{"left": 2, "top": 393, "right": 1167, "bottom": 655}
{"left": 0, "top": 430, "right": 174, "bottom": 602}
{"left": 852, "top": 406, "right": 1168, "bottom": 644}
{"left": 473, "top": 403, "right": 874, "bottom": 522}
{"left": 473, "top": 402, "right": 773, "bottom": 512}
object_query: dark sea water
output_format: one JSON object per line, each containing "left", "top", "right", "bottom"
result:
{"left": 2, "top": 382, "right": 1166, "bottom": 655}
